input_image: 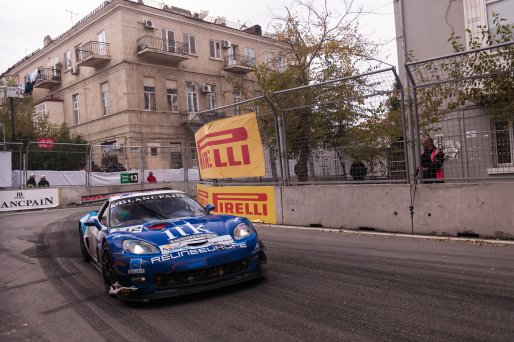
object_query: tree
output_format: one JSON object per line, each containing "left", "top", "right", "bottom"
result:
{"left": 250, "top": 0, "right": 379, "bottom": 181}
{"left": 0, "top": 90, "right": 88, "bottom": 170}
{"left": 409, "top": 12, "right": 514, "bottom": 136}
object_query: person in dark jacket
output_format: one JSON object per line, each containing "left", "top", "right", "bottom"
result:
{"left": 26, "top": 173, "right": 37, "bottom": 188}
{"left": 38, "top": 175, "right": 50, "bottom": 188}
{"left": 420, "top": 137, "right": 445, "bottom": 183}
{"left": 350, "top": 160, "right": 367, "bottom": 181}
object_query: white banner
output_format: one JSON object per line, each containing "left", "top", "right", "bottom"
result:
{"left": 0, "top": 188, "right": 60, "bottom": 212}
{"left": 0, "top": 152, "right": 12, "bottom": 187}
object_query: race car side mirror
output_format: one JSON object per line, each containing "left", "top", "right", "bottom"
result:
{"left": 84, "top": 217, "right": 102, "bottom": 229}
{"left": 204, "top": 204, "right": 216, "bottom": 215}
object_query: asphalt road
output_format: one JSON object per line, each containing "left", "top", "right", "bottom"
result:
{"left": 1, "top": 207, "right": 513, "bottom": 342}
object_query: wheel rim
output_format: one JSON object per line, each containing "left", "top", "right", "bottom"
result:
{"left": 102, "top": 249, "right": 116, "bottom": 290}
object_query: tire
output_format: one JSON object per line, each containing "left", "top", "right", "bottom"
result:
{"left": 79, "top": 225, "right": 91, "bottom": 262}
{"left": 101, "top": 244, "right": 117, "bottom": 295}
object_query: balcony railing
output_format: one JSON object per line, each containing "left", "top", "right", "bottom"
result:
{"left": 224, "top": 55, "right": 255, "bottom": 73}
{"left": 76, "top": 41, "right": 111, "bottom": 67}
{"left": 136, "top": 35, "right": 191, "bottom": 64}
{"left": 34, "top": 64, "right": 62, "bottom": 89}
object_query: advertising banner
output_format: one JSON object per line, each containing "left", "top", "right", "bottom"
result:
{"left": 194, "top": 112, "right": 265, "bottom": 179}
{"left": 0, "top": 152, "right": 12, "bottom": 187}
{"left": 197, "top": 184, "right": 276, "bottom": 224}
{"left": 0, "top": 188, "right": 60, "bottom": 212}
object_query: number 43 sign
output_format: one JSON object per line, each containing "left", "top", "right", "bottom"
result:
{"left": 121, "top": 173, "right": 139, "bottom": 184}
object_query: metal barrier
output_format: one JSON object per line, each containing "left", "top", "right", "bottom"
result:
{"left": 1, "top": 142, "right": 23, "bottom": 188}
{"left": 406, "top": 41, "right": 514, "bottom": 182}
{"left": 273, "top": 67, "right": 407, "bottom": 184}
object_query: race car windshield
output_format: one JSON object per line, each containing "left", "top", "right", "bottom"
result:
{"left": 109, "top": 194, "right": 206, "bottom": 228}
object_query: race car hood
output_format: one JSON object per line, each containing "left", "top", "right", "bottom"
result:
{"left": 107, "top": 215, "right": 248, "bottom": 250}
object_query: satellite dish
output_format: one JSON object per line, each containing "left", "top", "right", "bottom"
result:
{"left": 198, "top": 10, "right": 209, "bottom": 19}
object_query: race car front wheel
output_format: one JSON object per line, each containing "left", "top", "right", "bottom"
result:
{"left": 79, "top": 225, "right": 91, "bottom": 262}
{"left": 101, "top": 245, "right": 117, "bottom": 295}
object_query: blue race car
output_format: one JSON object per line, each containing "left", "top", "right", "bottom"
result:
{"left": 79, "top": 190, "right": 267, "bottom": 302}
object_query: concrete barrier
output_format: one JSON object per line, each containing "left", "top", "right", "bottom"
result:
{"left": 277, "top": 182, "right": 514, "bottom": 239}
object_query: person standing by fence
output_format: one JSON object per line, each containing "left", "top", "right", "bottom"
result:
{"left": 38, "top": 175, "right": 50, "bottom": 188}
{"left": 26, "top": 173, "right": 37, "bottom": 188}
{"left": 147, "top": 171, "right": 157, "bottom": 183}
{"left": 420, "top": 137, "right": 445, "bottom": 183}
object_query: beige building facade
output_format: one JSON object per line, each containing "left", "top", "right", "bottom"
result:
{"left": 2, "top": 0, "right": 285, "bottom": 170}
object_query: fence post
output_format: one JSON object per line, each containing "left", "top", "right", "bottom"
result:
{"left": 140, "top": 146, "right": 144, "bottom": 191}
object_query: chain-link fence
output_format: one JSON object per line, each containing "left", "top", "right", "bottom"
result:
{"left": 406, "top": 41, "right": 514, "bottom": 182}
{"left": 0, "top": 142, "right": 23, "bottom": 188}
{"left": 143, "top": 146, "right": 199, "bottom": 183}
{"left": 26, "top": 142, "right": 89, "bottom": 187}
{"left": 273, "top": 68, "right": 407, "bottom": 184}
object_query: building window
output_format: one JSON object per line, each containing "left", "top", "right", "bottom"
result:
{"left": 75, "top": 43, "right": 83, "bottom": 62}
{"left": 150, "top": 147, "right": 158, "bottom": 156}
{"left": 245, "top": 47, "right": 256, "bottom": 66}
{"left": 233, "top": 88, "right": 241, "bottom": 115}
{"left": 264, "top": 52, "right": 272, "bottom": 66}
{"left": 209, "top": 40, "right": 221, "bottom": 59}
{"left": 144, "top": 86, "right": 156, "bottom": 110}
{"left": 72, "top": 94, "right": 80, "bottom": 124}
{"left": 64, "top": 50, "right": 71, "bottom": 69}
{"left": 278, "top": 56, "right": 286, "bottom": 72}
{"left": 206, "top": 85, "right": 217, "bottom": 110}
{"left": 101, "top": 82, "right": 109, "bottom": 116}
{"left": 167, "top": 88, "right": 178, "bottom": 112}
{"left": 190, "top": 141, "right": 198, "bottom": 168}
{"left": 35, "top": 104, "right": 47, "bottom": 117}
{"left": 162, "top": 29, "right": 176, "bottom": 52}
{"left": 464, "top": 0, "right": 514, "bottom": 48}
{"left": 183, "top": 33, "right": 196, "bottom": 54}
{"left": 166, "top": 80, "right": 178, "bottom": 112}
{"left": 492, "top": 119, "right": 513, "bottom": 166}
{"left": 186, "top": 81, "right": 199, "bottom": 113}
{"left": 170, "top": 143, "right": 183, "bottom": 169}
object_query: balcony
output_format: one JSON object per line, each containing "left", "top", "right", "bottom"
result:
{"left": 224, "top": 55, "right": 255, "bottom": 73}
{"left": 136, "top": 35, "right": 191, "bottom": 64}
{"left": 34, "top": 64, "right": 62, "bottom": 89}
{"left": 76, "top": 41, "right": 111, "bottom": 67}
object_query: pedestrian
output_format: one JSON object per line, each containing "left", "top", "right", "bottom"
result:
{"left": 350, "top": 159, "right": 367, "bottom": 181}
{"left": 147, "top": 171, "right": 157, "bottom": 183}
{"left": 38, "top": 175, "right": 50, "bottom": 188}
{"left": 26, "top": 173, "right": 37, "bottom": 188}
{"left": 419, "top": 137, "right": 445, "bottom": 183}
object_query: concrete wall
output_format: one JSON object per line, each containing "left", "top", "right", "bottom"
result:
{"left": 276, "top": 183, "right": 514, "bottom": 239}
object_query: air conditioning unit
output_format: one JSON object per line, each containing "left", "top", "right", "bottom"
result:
{"left": 201, "top": 84, "right": 212, "bottom": 93}
{"left": 70, "top": 66, "right": 79, "bottom": 75}
{"left": 222, "top": 40, "right": 231, "bottom": 48}
{"left": 144, "top": 19, "right": 155, "bottom": 30}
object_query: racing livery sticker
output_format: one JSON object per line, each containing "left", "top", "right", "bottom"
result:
{"left": 151, "top": 242, "right": 248, "bottom": 264}
{"left": 197, "top": 184, "right": 276, "bottom": 223}
{"left": 194, "top": 112, "right": 265, "bottom": 179}
{"left": 128, "top": 259, "right": 145, "bottom": 274}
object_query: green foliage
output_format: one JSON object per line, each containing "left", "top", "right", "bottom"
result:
{"left": 0, "top": 93, "right": 88, "bottom": 170}
{"left": 410, "top": 12, "right": 514, "bottom": 136}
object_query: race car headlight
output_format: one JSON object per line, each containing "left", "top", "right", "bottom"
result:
{"left": 233, "top": 223, "right": 254, "bottom": 240}
{"left": 122, "top": 240, "right": 159, "bottom": 254}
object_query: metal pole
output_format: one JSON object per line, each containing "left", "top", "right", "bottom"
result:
{"left": 10, "top": 97, "right": 15, "bottom": 142}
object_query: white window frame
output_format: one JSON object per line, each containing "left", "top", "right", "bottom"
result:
{"left": 72, "top": 94, "right": 80, "bottom": 124}
{"left": 209, "top": 40, "right": 222, "bottom": 59}
{"left": 278, "top": 56, "right": 286, "bottom": 72}
{"left": 35, "top": 104, "right": 46, "bottom": 118}
{"left": 264, "top": 52, "right": 273, "bottom": 66}
{"left": 492, "top": 118, "right": 513, "bottom": 167}
{"left": 162, "top": 29, "right": 176, "bottom": 53}
{"left": 233, "top": 89, "right": 241, "bottom": 115}
{"left": 101, "top": 82, "right": 110, "bottom": 116}
{"left": 186, "top": 82, "right": 199, "bottom": 113}
{"left": 64, "top": 50, "right": 71, "bottom": 69}
{"left": 245, "top": 47, "right": 256, "bottom": 66}
{"left": 167, "top": 88, "right": 179, "bottom": 112}
{"left": 207, "top": 88, "right": 217, "bottom": 110}
{"left": 183, "top": 33, "right": 196, "bottom": 54}
{"left": 144, "top": 86, "right": 156, "bottom": 111}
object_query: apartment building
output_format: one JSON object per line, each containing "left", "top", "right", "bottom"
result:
{"left": 2, "top": 0, "right": 285, "bottom": 170}
{"left": 394, "top": 0, "right": 514, "bottom": 179}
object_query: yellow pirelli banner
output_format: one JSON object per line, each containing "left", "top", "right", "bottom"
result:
{"left": 194, "top": 112, "right": 265, "bottom": 179}
{"left": 197, "top": 184, "right": 276, "bottom": 224}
